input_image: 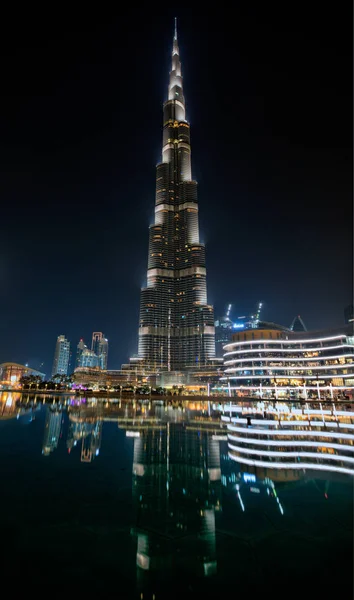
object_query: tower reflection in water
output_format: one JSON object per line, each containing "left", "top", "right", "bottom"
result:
{"left": 66, "top": 413, "right": 102, "bottom": 462}
{"left": 129, "top": 420, "right": 222, "bottom": 594}
{"left": 42, "top": 408, "right": 63, "bottom": 456}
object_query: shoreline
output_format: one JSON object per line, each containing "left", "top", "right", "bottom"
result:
{"left": 2, "top": 388, "right": 353, "bottom": 406}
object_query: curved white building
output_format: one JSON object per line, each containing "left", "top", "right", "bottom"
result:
{"left": 221, "top": 325, "right": 354, "bottom": 400}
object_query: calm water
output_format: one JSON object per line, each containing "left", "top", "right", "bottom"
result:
{"left": 0, "top": 393, "right": 353, "bottom": 599}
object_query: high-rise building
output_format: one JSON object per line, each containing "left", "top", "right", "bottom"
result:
{"left": 91, "top": 332, "right": 109, "bottom": 370}
{"left": 75, "top": 338, "right": 87, "bottom": 369}
{"left": 80, "top": 348, "right": 100, "bottom": 369}
{"left": 290, "top": 315, "right": 307, "bottom": 332}
{"left": 51, "top": 335, "right": 70, "bottom": 377}
{"left": 138, "top": 20, "right": 215, "bottom": 371}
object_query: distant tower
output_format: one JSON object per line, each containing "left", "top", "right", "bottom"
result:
{"left": 98, "top": 337, "right": 109, "bottom": 370}
{"left": 75, "top": 339, "right": 87, "bottom": 368}
{"left": 290, "top": 315, "right": 307, "bottom": 332}
{"left": 91, "top": 332, "right": 103, "bottom": 355}
{"left": 91, "top": 332, "right": 109, "bottom": 370}
{"left": 79, "top": 348, "right": 100, "bottom": 368}
{"left": 51, "top": 335, "right": 70, "bottom": 377}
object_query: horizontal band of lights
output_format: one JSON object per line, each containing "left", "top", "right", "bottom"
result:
{"left": 225, "top": 364, "right": 354, "bottom": 374}
{"left": 224, "top": 354, "right": 354, "bottom": 365}
{"left": 220, "top": 374, "right": 354, "bottom": 381}
{"left": 217, "top": 385, "right": 353, "bottom": 391}
{"left": 228, "top": 434, "right": 354, "bottom": 452}
{"left": 224, "top": 335, "right": 347, "bottom": 351}
{"left": 227, "top": 424, "right": 354, "bottom": 440}
{"left": 236, "top": 419, "right": 348, "bottom": 429}
{"left": 247, "top": 419, "right": 346, "bottom": 427}
{"left": 228, "top": 442, "right": 354, "bottom": 464}
{"left": 222, "top": 416, "right": 354, "bottom": 427}
{"left": 231, "top": 418, "right": 342, "bottom": 428}
{"left": 228, "top": 453, "right": 354, "bottom": 476}
{"left": 220, "top": 404, "right": 353, "bottom": 415}
{"left": 247, "top": 419, "right": 286, "bottom": 425}
{"left": 224, "top": 344, "right": 352, "bottom": 357}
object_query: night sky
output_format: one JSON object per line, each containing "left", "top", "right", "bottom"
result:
{"left": 0, "top": 9, "right": 352, "bottom": 374}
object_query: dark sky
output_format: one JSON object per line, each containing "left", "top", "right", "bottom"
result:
{"left": 0, "top": 9, "right": 352, "bottom": 374}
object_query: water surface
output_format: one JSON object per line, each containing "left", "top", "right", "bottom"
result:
{"left": 0, "top": 394, "right": 352, "bottom": 599}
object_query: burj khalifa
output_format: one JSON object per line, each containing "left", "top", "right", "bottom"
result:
{"left": 138, "top": 19, "right": 215, "bottom": 371}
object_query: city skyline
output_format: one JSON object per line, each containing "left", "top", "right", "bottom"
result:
{"left": 0, "top": 13, "right": 351, "bottom": 371}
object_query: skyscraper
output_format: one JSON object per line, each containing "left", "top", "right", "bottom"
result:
{"left": 51, "top": 334, "right": 70, "bottom": 377}
{"left": 91, "top": 332, "right": 109, "bottom": 370}
{"left": 79, "top": 348, "right": 100, "bottom": 368}
{"left": 138, "top": 20, "right": 215, "bottom": 371}
{"left": 75, "top": 338, "right": 87, "bottom": 369}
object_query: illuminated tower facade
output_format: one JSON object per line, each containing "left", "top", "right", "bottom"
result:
{"left": 51, "top": 334, "right": 70, "bottom": 377}
{"left": 138, "top": 20, "right": 215, "bottom": 371}
{"left": 91, "top": 332, "right": 109, "bottom": 369}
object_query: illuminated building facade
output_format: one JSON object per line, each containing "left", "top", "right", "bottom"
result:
{"left": 0, "top": 362, "right": 45, "bottom": 387}
{"left": 92, "top": 332, "right": 109, "bottom": 370}
{"left": 79, "top": 348, "right": 100, "bottom": 369}
{"left": 75, "top": 339, "right": 86, "bottom": 368}
{"left": 138, "top": 20, "right": 215, "bottom": 371}
{"left": 51, "top": 334, "right": 70, "bottom": 377}
{"left": 221, "top": 325, "right": 354, "bottom": 399}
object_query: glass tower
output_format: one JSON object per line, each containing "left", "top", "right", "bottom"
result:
{"left": 91, "top": 332, "right": 109, "bottom": 370}
{"left": 138, "top": 20, "right": 215, "bottom": 371}
{"left": 51, "top": 334, "right": 70, "bottom": 377}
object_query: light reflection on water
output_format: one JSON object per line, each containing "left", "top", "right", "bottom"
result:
{"left": 0, "top": 392, "right": 353, "bottom": 598}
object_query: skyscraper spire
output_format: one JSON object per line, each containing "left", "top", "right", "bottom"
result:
{"left": 170, "top": 18, "right": 183, "bottom": 104}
